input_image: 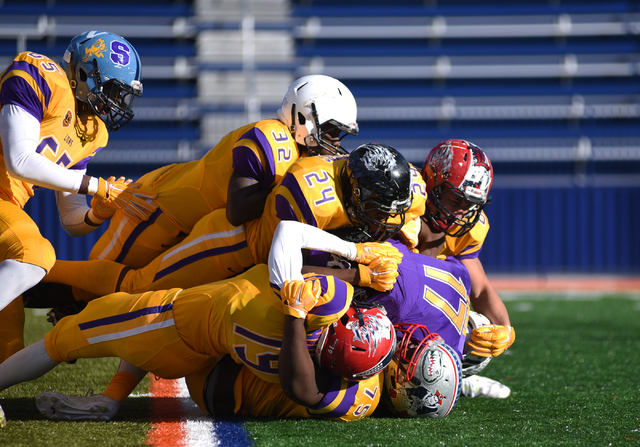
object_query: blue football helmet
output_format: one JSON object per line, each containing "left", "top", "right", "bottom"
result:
{"left": 60, "top": 30, "right": 143, "bottom": 131}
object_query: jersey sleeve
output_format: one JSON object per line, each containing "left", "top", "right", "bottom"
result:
{"left": 444, "top": 211, "right": 490, "bottom": 260}
{"left": 307, "top": 371, "right": 383, "bottom": 421}
{"left": 273, "top": 156, "right": 348, "bottom": 230}
{"left": 0, "top": 56, "right": 50, "bottom": 122}
{"left": 232, "top": 121, "right": 300, "bottom": 189}
{"left": 303, "top": 273, "right": 354, "bottom": 331}
{"left": 406, "top": 164, "right": 427, "bottom": 220}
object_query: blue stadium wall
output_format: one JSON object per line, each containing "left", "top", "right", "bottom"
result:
{"left": 24, "top": 183, "right": 640, "bottom": 275}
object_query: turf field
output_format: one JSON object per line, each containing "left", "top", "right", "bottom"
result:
{"left": 1, "top": 293, "right": 639, "bottom": 446}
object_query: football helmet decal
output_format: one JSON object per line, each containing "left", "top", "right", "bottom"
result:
{"left": 276, "top": 74, "right": 358, "bottom": 155}
{"left": 421, "top": 140, "right": 493, "bottom": 237}
{"left": 384, "top": 323, "right": 462, "bottom": 418}
{"left": 462, "top": 311, "right": 493, "bottom": 377}
{"left": 343, "top": 143, "right": 413, "bottom": 242}
{"left": 60, "top": 30, "right": 143, "bottom": 132}
{"left": 316, "top": 301, "right": 396, "bottom": 381}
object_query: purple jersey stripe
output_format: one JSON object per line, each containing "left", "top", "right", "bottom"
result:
{"left": 0, "top": 76, "right": 45, "bottom": 122}
{"left": 310, "top": 277, "right": 349, "bottom": 317}
{"left": 276, "top": 173, "right": 318, "bottom": 227}
{"left": 152, "top": 240, "right": 249, "bottom": 282}
{"left": 115, "top": 209, "right": 163, "bottom": 263}
{"left": 232, "top": 145, "right": 265, "bottom": 183}
{"left": 71, "top": 146, "right": 105, "bottom": 171}
{"left": 234, "top": 325, "right": 282, "bottom": 349}
{"left": 455, "top": 244, "right": 482, "bottom": 260}
{"left": 78, "top": 303, "right": 173, "bottom": 330}
{"left": 309, "top": 372, "right": 359, "bottom": 418}
{"left": 2, "top": 60, "right": 52, "bottom": 109}
{"left": 239, "top": 127, "right": 277, "bottom": 188}
{"left": 306, "top": 328, "right": 322, "bottom": 350}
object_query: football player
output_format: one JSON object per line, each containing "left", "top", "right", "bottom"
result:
{"left": 398, "top": 139, "right": 514, "bottom": 398}
{"left": 0, "top": 221, "right": 400, "bottom": 423}
{"left": 0, "top": 31, "right": 156, "bottom": 363}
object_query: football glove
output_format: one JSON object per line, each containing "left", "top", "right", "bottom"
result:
{"left": 357, "top": 256, "right": 400, "bottom": 292}
{"left": 89, "top": 176, "right": 121, "bottom": 221}
{"left": 281, "top": 279, "right": 322, "bottom": 319}
{"left": 353, "top": 242, "right": 402, "bottom": 265}
{"left": 467, "top": 325, "right": 516, "bottom": 358}
{"left": 94, "top": 177, "right": 158, "bottom": 222}
{"left": 397, "top": 216, "right": 421, "bottom": 253}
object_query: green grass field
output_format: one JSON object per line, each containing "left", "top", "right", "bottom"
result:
{"left": 1, "top": 294, "right": 639, "bottom": 446}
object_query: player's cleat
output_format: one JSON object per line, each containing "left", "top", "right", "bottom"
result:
{"left": 35, "top": 390, "right": 120, "bottom": 421}
{"left": 461, "top": 375, "right": 511, "bottom": 398}
{"left": 0, "top": 403, "right": 6, "bottom": 428}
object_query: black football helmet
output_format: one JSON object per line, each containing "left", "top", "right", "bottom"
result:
{"left": 342, "top": 143, "right": 413, "bottom": 242}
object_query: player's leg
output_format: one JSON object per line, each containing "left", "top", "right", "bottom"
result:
{"left": 121, "top": 208, "right": 255, "bottom": 291}
{"left": 0, "top": 201, "right": 55, "bottom": 362}
{"left": 42, "top": 209, "right": 255, "bottom": 296}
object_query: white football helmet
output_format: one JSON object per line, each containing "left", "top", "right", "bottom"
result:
{"left": 462, "top": 311, "right": 493, "bottom": 377}
{"left": 384, "top": 323, "right": 462, "bottom": 418}
{"left": 276, "top": 74, "right": 358, "bottom": 155}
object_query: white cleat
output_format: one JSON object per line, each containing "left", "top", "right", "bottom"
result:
{"left": 0, "top": 403, "right": 6, "bottom": 428}
{"left": 461, "top": 375, "right": 511, "bottom": 398}
{"left": 35, "top": 390, "right": 121, "bottom": 421}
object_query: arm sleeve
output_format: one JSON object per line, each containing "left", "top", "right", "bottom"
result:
{"left": 55, "top": 188, "right": 102, "bottom": 237}
{"left": 0, "top": 104, "right": 85, "bottom": 193}
{"left": 268, "top": 220, "right": 357, "bottom": 288}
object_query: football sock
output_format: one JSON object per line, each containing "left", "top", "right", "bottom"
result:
{"left": 0, "top": 259, "right": 46, "bottom": 311}
{"left": 0, "top": 338, "right": 57, "bottom": 390}
{"left": 102, "top": 371, "right": 140, "bottom": 402}
{"left": 43, "top": 259, "right": 127, "bottom": 296}
{"left": 0, "top": 297, "right": 25, "bottom": 363}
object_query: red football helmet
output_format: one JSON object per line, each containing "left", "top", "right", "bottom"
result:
{"left": 316, "top": 301, "right": 396, "bottom": 381}
{"left": 421, "top": 140, "right": 493, "bottom": 237}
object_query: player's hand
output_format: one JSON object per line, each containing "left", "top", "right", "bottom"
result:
{"left": 94, "top": 177, "right": 158, "bottom": 222}
{"left": 397, "top": 216, "right": 421, "bottom": 252}
{"left": 467, "top": 325, "right": 516, "bottom": 358}
{"left": 89, "top": 176, "right": 120, "bottom": 221}
{"left": 358, "top": 257, "right": 400, "bottom": 292}
{"left": 281, "top": 279, "right": 322, "bottom": 319}
{"left": 354, "top": 242, "right": 402, "bottom": 265}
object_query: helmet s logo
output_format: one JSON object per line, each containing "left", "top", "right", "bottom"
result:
{"left": 62, "top": 109, "right": 73, "bottom": 128}
{"left": 82, "top": 38, "right": 106, "bottom": 62}
{"left": 110, "top": 41, "right": 131, "bottom": 66}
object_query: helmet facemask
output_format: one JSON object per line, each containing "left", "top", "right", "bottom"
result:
{"left": 348, "top": 177, "right": 411, "bottom": 242}
{"left": 83, "top": 58, "right": 142, "bottom": 132}
{"left": 426, "top": 184, "right": 490, "bottom": 238}
{"left": 300, "top": 103, "right": 358, "bottom": 156}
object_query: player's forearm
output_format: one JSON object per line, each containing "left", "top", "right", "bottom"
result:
{"left": 56, "top": 190, "right": 104, "bottom": 237}
{"left": 268, "top": 220, "right": 357, "bottom": 287}
{"left": 302, "top": 265, "right": 359, "bottom": 285}
{"left": 470, "top": 287, "right": 511, "bottom": 326}
{"left": 279, "top": 316, "right": 323, "bottom": 407}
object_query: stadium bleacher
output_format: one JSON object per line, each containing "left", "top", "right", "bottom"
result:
{"left": 2, "top": 0, "right": 638, "bottom": 273}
